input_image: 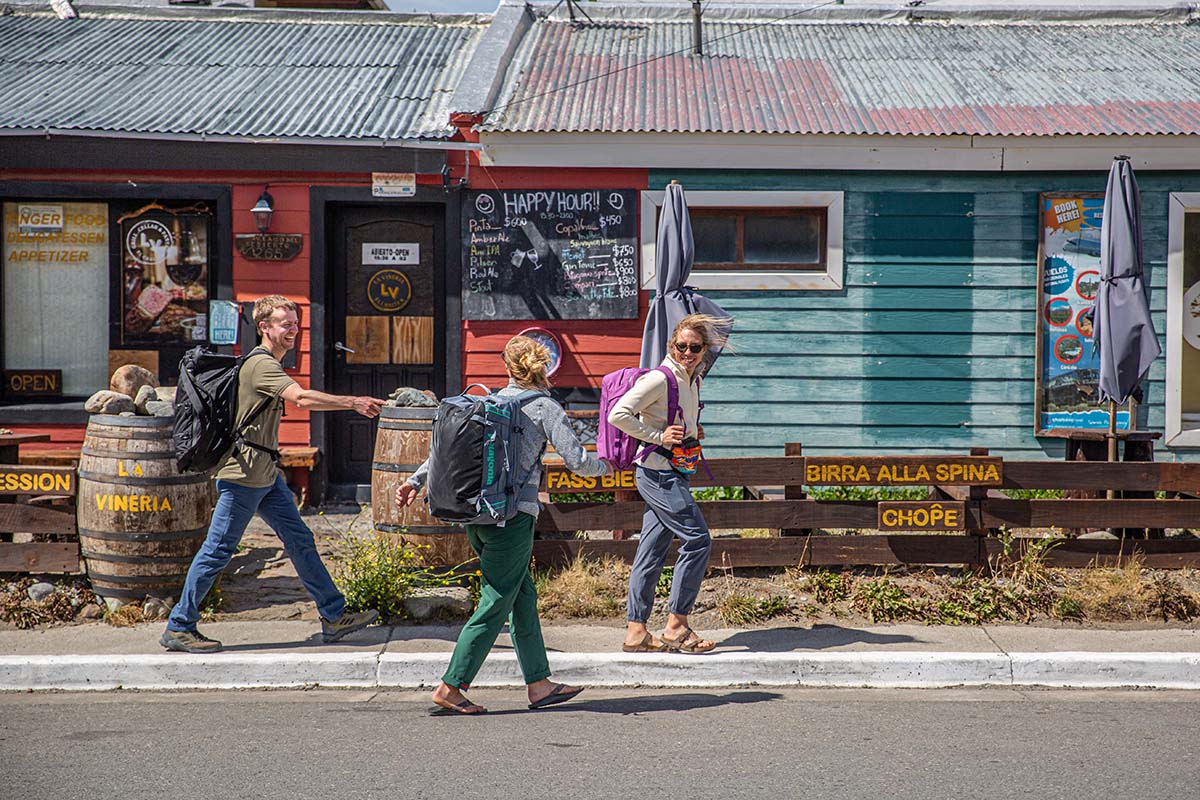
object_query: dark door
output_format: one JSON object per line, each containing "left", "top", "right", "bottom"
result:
{"left": 328, "top": 205, "right": 443, "bottom": 488}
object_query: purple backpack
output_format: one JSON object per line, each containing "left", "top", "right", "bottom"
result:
{"left": 597, "top": 366, "right": 680, "bottom": 470}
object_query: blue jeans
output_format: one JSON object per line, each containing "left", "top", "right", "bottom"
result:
{"left": 626, "top": 466, "right": 712, "bottom": 623}
{"left": 167, "top": 475, "right": 345, "bottom": 632}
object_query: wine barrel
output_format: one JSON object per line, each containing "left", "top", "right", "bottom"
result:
{"left": 371, "top": 405, "right": 473, "bottom": 566}
{"left": 77, "top": 415, "right": 215, "bottom": 604}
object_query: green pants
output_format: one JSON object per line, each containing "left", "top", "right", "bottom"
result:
{"left": 442, "top": 512, "right": 551, "bottom": 690}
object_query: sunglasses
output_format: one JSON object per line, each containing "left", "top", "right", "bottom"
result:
{"left": 673, "top": 342, "right": 705, "bottom": 354}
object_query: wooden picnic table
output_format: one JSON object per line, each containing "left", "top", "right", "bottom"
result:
{"left": 0, "top": 432, "right": 51, "bottom": 465}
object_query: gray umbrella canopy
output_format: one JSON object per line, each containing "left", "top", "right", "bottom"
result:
{"left": 1091, "top": 157, "right": 1161, "bottom": 406}
{"left": 640, "top": 183, "right": 732, "bottom": 373}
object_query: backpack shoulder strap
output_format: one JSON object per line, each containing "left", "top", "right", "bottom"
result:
{"left": 655, "top": 365, "right": 681, "bottom": 428}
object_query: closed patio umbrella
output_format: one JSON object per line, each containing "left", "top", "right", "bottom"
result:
{"left": 1091, "top": 156, "right": 1161, "bottom": 460}
{"left": 640, "top": 182, "right": 731, "bottom": 374}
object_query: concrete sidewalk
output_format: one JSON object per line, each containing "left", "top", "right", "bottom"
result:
{"left": 2, "top": 621, "right": 1198, "bottom": 691}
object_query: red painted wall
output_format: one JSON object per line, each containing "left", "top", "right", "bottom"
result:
{"left": 459, "top": 164, "right": 650, "bottom": 390}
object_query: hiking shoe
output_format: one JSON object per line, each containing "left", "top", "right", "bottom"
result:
{"left": 321, "top": 609, "right": 379, "bottom": 643}
{"left": 160, "top": 629, "right": 223, "bottom": 654}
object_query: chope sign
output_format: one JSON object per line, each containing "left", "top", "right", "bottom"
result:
{"left": 878, "top": 501, "right": 968, "bottom": 532}
{"left": 4, "top": 369, "right": 62, "bottom": 398}
{"left": 805, "top": 457, "right": 1003, "bottom": 486}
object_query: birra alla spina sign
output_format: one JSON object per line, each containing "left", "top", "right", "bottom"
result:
{"left": 805, "top": 457, "right": 1003, "bottom": 486}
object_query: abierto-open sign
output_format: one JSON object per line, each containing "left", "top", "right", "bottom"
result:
{"left": 362, "top": 243, "right": 419, "bottom": 266}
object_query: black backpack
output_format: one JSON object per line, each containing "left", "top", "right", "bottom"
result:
{"left": 173, "top": 347, "right": 276, "bottom": 473}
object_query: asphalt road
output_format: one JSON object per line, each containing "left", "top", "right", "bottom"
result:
{"left": 3, "top": 688, "right": 1198, "bottom": 800}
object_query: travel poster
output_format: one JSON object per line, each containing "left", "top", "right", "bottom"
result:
{"left": 1035, "top": 194, "right": 1130, "bottom": 432}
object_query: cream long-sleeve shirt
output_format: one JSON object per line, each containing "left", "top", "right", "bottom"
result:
{"left": 607, "top": 356, "right": 701, "bottom": 471}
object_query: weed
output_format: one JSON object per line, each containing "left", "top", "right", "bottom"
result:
{"left": 105, "top": 603, "right": 146, "bottom": 627}
{"left": 1003, "top": 488, "right": 1067, "bottom": 500}
{"left": 805, "top": 486, "right": 928, "bottom": 501}
{"left": 335, "top": 530, "right": 465, "bottom": 623}
{"left": 1142, "top": 572, "right": 1199, "bottom": 622}
{"left": 806, "top": 569, "right": 851, "bottom": 604}
{"left": 716, "top": 591, "right": 791, "bottom": 625}
{"left": 655, "top": 566, "right": 674, "bottom": 599}
{"left": 535, "top": 555, "right": 629, "bottom": 618}
{"left": 692, "top": 486, "right": 744, "bottom": 501}
{"left": 0, "top": 578, "right": 97, "bottom": 629}
{"left": 851, "top": 576, "right": 917, "bottom": 622}
{"left": 549, "top": 492, "right": 614, "bottom": 503}
{"left": 1053, "top": 595, "right": 1084, "bottom": 621}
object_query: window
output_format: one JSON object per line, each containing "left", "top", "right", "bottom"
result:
{"left": 1166, "top": 193, "right": 1200, "bottom": 447}
{"left": 640, "top": 190, "right": 844, "bottom": 291}
{"left": 117, "top": 203, "right": 214, "bottom": 347}
{"left": 2, "top": 202, "right": 110, "bottom": 398}
{"left": 691, "top": 208, "right": 825, "bottom": 271}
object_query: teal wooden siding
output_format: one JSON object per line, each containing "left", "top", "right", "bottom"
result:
{"left": 648, "top": 170, "right": 1196, "bottom": 463}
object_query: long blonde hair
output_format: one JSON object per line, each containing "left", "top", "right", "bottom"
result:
{"left": 670, "top": 313, "right": 731, "bottom": 352}
{"left": 502, "top": 335, "right": 552, "bottom": 391}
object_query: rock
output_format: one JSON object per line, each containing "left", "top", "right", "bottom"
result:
{"left": 75, "top": 603, "right": 104, "bottom": 621}
{"left": 145, "top": 400, "right": 175, "bottom": 417}
{"left": 119, "top": 411, "right": 136, "bottom": 417}
{"left": 142, "top": 596, "right": 172, "bottom": 621}
{"left": 387, "top": 387, "right": 438, "bottom": 408}
{"left": 155, "top": 386, "right": 177, "bottom": 403}
{"left": 103, "top": 596, "right": 127, "bottom": 613}
{"left": 27, "top": 582, "right": 55, "bottom": 603}
{"left": 404, "top": 587, "right": 473, "bottom": 621}
{"left": 84, "top": 390, "right": 136, "bottom": 415}
{"left": 109, "top": 364, "right": 159, "bottom": 400}
{"left": 134, "top": 384, "right": 157, "bottom": 414}
{"left": 1077, "top": 531, "right": 1120, "bottom": 540}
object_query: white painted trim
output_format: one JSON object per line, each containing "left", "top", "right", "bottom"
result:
{"left": 478, "top": 131, "right": 1200, "bottom": 171}
{"left": 1166, "top": 192, "right": 1200, "bottom": 449}
{"left": 639, "top": 190, "right": 844, "bottom": 291}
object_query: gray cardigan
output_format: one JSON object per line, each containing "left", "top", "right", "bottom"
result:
{"left": 407, "top": 381, "right": 609, "bottom": 518}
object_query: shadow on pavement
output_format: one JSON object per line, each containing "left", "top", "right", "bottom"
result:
{"left": 718, "top": 625, "right": 918, "bottom": 652}
{"left": 475, "top": 690, "right": 783, "bottom": 716}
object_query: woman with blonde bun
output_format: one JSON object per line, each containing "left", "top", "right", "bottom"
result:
{"left": 397, "top": 335, "right": 611, "bottom": 715}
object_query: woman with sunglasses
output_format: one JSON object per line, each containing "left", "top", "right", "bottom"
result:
{"left": 608, "top": 313, "right": 727, "bottom": 654}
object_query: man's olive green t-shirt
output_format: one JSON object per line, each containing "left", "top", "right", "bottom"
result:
{"left": 214, "top": 348, "right": 297, "bottom": 487}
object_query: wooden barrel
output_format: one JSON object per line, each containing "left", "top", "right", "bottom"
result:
{"left": 371, "top": 405, "right": 473, "bottom": 566}
{"left": 77, "top": 415, "right": 215, "bottom": 603}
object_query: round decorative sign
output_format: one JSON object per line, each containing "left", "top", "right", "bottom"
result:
{"left": 518, "top": 326, "right": 563, "bottom": 376}
{"left": 1184, "top": 281, "right": 1200, "bottom": 352}
{"left": 367, "top": 269, "right": 412, "bottom": 312}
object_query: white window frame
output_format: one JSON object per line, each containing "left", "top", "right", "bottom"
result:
{"left": 1166, "top": 192, "right": 1200, "bottom": 448}
{"left": 639, "top": 190, "right": 844, "bottom": 291}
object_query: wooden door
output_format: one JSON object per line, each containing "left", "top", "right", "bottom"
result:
{"left": 328, "top": 205, "right": 442, "bottom": 488}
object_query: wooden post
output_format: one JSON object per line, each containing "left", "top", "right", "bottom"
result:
{"left": 612, "top": 490, "right": 638, "bottom": 540}
{"left": 968, "top": 447, "right": 992, "bottom": 568}
{"left": 782, "top": 443, "right": 809, "bottom": 537}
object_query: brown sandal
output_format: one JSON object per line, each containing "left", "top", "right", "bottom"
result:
{"left": 622, "top": 632, "right": 667, "bottom": 653}
{"left": 661, "top": 627, "right": 717, "bottom": 654}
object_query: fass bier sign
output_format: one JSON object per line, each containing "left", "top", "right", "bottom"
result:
{"left": 543, "top": 467, "right": 636, "bottom": 492}
{"left": 805, "top": 457, "right": 1002, "bottom": 486}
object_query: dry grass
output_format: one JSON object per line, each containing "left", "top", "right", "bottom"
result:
{"left": 737, "top": 528, "right": 776, "bottom": 539}
{"left": 103, "top": 603, "right": 147, "bottom": 627}
{"left": 1061, "top": 556, "right": 1200, "bottom": 622}
{"left": 534, "top": 555, "right": 629, "bottom": 619}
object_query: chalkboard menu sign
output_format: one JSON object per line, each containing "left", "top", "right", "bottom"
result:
{"left": 463, "top": 189, "right": 639, "bottom": 320}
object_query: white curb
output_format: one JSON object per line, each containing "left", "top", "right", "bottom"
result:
{"left": 2, "top": 651, "right": 1199, "bottom": 692}
{"left": 1010, "top": 652, "right": 1200, "bottom": 690}
{"left": 0, "top": 653, "right": 378, "bottom": 691}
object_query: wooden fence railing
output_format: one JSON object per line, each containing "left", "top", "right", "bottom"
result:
{"left": 0, "top": 465, "right": 80, "bottom": 573}
{"left": 534, "top": 450, "right": 1200, "bottom": 569}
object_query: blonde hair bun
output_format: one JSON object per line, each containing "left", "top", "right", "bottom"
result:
{"left": 502, "top": 336, "right": 552, "bottom": 391}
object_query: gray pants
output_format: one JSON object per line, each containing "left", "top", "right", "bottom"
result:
{"left": 626, "top": 466, "right": 712, "bottom": 623}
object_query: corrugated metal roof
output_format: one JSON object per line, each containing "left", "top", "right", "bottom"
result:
{"left": 0, "top": 8, "right": 488, "bottom": 141}
{"left": 484, "top": 15, "right": 1200, "bottom": 136}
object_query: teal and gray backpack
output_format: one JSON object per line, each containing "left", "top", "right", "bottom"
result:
{"left": 425, "top": 385, "right": 546, "bottom": 527}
